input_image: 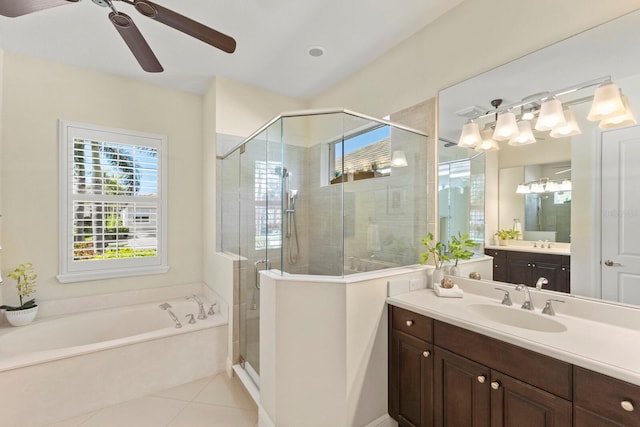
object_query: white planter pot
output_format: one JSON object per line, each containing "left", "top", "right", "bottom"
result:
{"left": 5, "top": 305, "right": 38, "bottom": 326}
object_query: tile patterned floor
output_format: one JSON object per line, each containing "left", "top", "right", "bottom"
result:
{"left": 41, "top": 373, "right": 258, "bottom": 427}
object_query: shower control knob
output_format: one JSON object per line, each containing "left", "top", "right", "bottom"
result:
{"left": 406, "top": 320, "right": 414, "bottom": 327}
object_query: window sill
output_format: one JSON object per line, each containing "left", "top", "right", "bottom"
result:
{"left": 57, "top": 265, "right": 170, "bottom": 284}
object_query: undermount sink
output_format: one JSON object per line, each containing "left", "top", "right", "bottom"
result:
{"left": 466, "top": 303, "right": 567, "bottom": 333}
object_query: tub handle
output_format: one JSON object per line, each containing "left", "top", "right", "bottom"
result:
{"left": 208, "top": 303, "right": 217, "bottom": 315}
{"left": 185, "top": 314, "right": 196, "bottom": 324}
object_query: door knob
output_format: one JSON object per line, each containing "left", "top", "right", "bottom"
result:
{"left": 604, "top": 260, "right": 623, "bottom": 267}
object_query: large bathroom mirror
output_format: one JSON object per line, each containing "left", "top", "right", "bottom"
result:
{"left": 438, "top": 9, "right": 640, "bottom": 306}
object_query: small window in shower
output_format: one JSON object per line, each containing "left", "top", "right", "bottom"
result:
{"left": 329, "top": 125, "right": 391, "bottom": 183}
{"left": 254, "top": 160, "right": 282, "bottom": 250}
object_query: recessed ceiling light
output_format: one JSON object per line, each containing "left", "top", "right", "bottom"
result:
{"left": 308, "top": 46, "right": 325, "bottom": 57}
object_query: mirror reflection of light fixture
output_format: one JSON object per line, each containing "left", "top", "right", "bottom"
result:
{"left": 599, "top": 94, "right": 637, "bottom": 129}
{"left": 509, "top": 121, "right": 537, "bottom": 145}
{"left": 390, "top": 150, "right": 408, "bottom": 167}
{"left": 550, "top": 108, "right": 582, "bottom": 138}
{"left": 587, "top": 81, "right": 626, "bottom": 121}
{"left": 535, "top": 98, "right": 567, "bottom": 131}
{"left": 458, "top": 120, "right": 482, "bottom": 147}
{"left": 516, "top": 184, "right": 531, "bottom": 194}
{"left": 515, "top": 178, "right": 572, "bottom": 194}
{"left": 493, "top": 110, "right": 519, "bottom": 141}
{"left": 475, "top": 129, "right": 500, "bottom": 152}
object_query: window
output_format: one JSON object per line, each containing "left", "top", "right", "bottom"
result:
{"left": 329, "top": 125, "right": 391, "bottom": 183}
{"left": 254, "top": 160, "right": 282, "bottom": 250}
{"left": 58, "top": 121, "right": 168, "bottom": 283}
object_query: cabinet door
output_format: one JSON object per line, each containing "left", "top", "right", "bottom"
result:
{"left": 389, "top": 330, "right": 434, "bottom": 427}
{"left": 485, "top": 249, "right": 507, "bottom": 282}
{"left": 532, "top": 262, "right": 563, "bottom": 292}
{"left": 434, "top": 347, "right": 490, "bottom": 427}
{"left": 490, "top": 370, "right": 571, "bottom": 427}
{"left": 506, "top": 256, "right": 532, "bottom": 285}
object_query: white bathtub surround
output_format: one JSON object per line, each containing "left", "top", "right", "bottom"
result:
{"left": 0, "top": 289, "right": 228, "bottom": 427}
{"left": 388, "top": 275, "right": 640, "bottom": 386}
{"left": 259, "top": 266, "right": 428, "bottom": 427}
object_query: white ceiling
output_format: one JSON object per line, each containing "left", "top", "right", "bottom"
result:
{"left": 0, "top": 0, "right": 463, "bottom": 98}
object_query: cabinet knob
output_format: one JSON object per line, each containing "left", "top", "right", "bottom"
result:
{"left": 477, "top": 375, "right": 486, "bottom": 384}
{"left": 491, "top": 381, "right": 501, "bottom": 390}
{"left": 527, "top": 263, "right": 531, "bottom": 267}
{"left": 406, "top": 320, "right": 414, "bottom": 327}
{"left": 532, "top": 263, "right": 536, "bottom": 268}
{"left": 621, "top": 400, "right": 635, "bottom": 412}
{"left": 423, "top": 351, "right": 431, "bottom": 358}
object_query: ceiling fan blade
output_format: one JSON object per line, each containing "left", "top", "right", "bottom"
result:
{"left": 133, "top": 0, "right": 236, "bottom": 54}
{"left": 0, "top": 0, "right": 79, "bottom": 17}
{"left": 109, "top": 12, "right": 163, "bottom": 72}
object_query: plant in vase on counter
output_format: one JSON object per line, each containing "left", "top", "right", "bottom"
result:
{"left": 420, "top": 233, "right": 449, "bottom": 287}
{"left": 449, "top": 232, "right": 475, "bottom": 275}
{"left": 0, "top": 262, "right": 38, "bottom": 326}
{"left": 494, "top": 229, "right": 520, "bottom": 245}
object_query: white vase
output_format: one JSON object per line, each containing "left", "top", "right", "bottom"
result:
{"left": 5, "top": 305, "right": 38, "bottom": 326}
{"left": 432, "top": 268, "right": 444, "bottom": 288}
{"left": 450, "top": 265, "right": 461, "bottom": 276}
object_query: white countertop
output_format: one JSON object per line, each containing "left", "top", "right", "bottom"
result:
{"left": 485, "top": 244, "right": 571, "bottom": 256}
{"left": 387, "top": 277, "right": 640, "bottom": 386}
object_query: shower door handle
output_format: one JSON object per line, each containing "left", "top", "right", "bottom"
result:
{"left": 254, "top": 259, "right": 271, "bottom": 289}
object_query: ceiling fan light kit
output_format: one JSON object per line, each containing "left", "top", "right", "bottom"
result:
{"left": 0, "top": 0, "right": 237, "bottom": 72}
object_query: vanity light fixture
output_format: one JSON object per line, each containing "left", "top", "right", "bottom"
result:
{"left": 516, "top": 184, "right": 531, "bottom": 194}
{"left": 535, "top": 97, "right": 567, "bottom": 131}
{"left": 390, "top": 150, "right": 408, "bottom": 167}
{"left": 550, "top": 108, "right": 582, "bottom": 138}
{"left": 458, "top": 120, "right": 482, "bottom": 147}
{"left": 515, "top": 178, "right": 572, "bottom": 194}
{"left": 599, "top": 94, "right": 637, "bottom": 129}
{"left": 475, "top": 129, "right": 500, "bottom": 152}
{"left": 587, "top": 81, "right": 626, "bottom": 121}
{"left": 509, "top": 121, "right": 537, "bottom": 145}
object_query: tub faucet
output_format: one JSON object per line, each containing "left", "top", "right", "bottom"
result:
{"left": 159, "top": 303, "right": 182, "bottom": 328}
{"left": 186, "top": 295, "right": 207, "bottom": 320}
{"left": 515, "top": 284, "right": 534, "bottom": 311}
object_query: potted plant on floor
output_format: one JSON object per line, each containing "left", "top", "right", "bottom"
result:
{"left": 420, "top": 232, "right": 449, "bottom": 286}
{"left": 0, "top": 262, "right": 38, "bottom": 326}
{"left": 449, "top": 232, "right": 475, "bottom": 276}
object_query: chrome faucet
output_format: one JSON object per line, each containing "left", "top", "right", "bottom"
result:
{"left": 159, "top": 303, "right": 182, "bottom": 328}
{"left": 515, "top": 284, "right": 534, "bottom": 310}
{"left": 494, "top": 287, "right": 513, "bottom": 306}
{"left": 542, "top": 299, "right": 565, "bottom": 316}
{"left": 536, "top": 277, "right": 548, "bottom": 290}
{"left": 186, "top": 294, "right": 207, "bottom": 320}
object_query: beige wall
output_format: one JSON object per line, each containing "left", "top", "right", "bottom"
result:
{"left": 310, "top": 0, "right": 640, "bottom": 116}
{"left": 1, "top": 53, "right": 204, "bottom": 303}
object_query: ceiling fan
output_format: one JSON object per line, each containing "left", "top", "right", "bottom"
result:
{"left": 0, "top": 0, "right": 237, "bottom": 73}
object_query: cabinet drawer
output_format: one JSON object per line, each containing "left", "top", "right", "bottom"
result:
{"left": 574, "top": 366, "right": 640, "bottom": 425}
{"left": 391, "top": 306, "right": 433, "bottom": 342}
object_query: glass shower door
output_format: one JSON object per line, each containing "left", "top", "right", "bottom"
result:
{"left": 238, "top": 119, "right": 283, "bottom": 387}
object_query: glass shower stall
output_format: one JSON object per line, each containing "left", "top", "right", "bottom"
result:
{"left": 218, "top": 109, "right": 429, "bottom": 387}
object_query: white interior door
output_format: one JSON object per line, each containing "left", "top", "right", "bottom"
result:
{"left": 601, "top": 125, "right": 640, "bottom": 305}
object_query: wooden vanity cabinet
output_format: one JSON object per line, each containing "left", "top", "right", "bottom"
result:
{"left": 485, "top": 249, "right": 570, "bottom": 293}
{"left": 389, "top": 306, "right": 434, "bottom": 426}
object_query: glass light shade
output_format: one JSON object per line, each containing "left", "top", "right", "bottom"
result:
{"left": 550, "top": 109, "right": 582, "bottom": 138}
{"left": 458, "top": 121, "right": 482, "bottom": 148}
{"left": 390, "top": 150, "right": 408, "bottom": 167}
{"left": 493, "top": 111, "right": 519, "bottom": 141}
{"left": 599, "top": 95, "right": 637, "bottom": 129}
{"left": 516, "top": 184, "right": 531, "bottom": 194}
{"left": 560, "top": 180, "right": 572, "bottom": 191}
{"left": 508, "top": 121, "right": 537, "bottom": 145}
{"left": 535, "top": 98, "right": 567, "bottom": 131}
{"left": 545, "top": 181, "right": 560, "bottom": 192}
{"left": 475, "top": 130, "right": 500, "bottom": 152}
{"left": 587, "top": 82, "right": 626, "bottom": 121}
{"left": 530, "top": 183, "right": 545, "bottom": 193}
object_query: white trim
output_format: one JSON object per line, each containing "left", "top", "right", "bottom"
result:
{"left": 58, "top": 120, "right": 168, "bottom": 283}
{"left": 365, "top": 414, "right": 398, "bottom": 427}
